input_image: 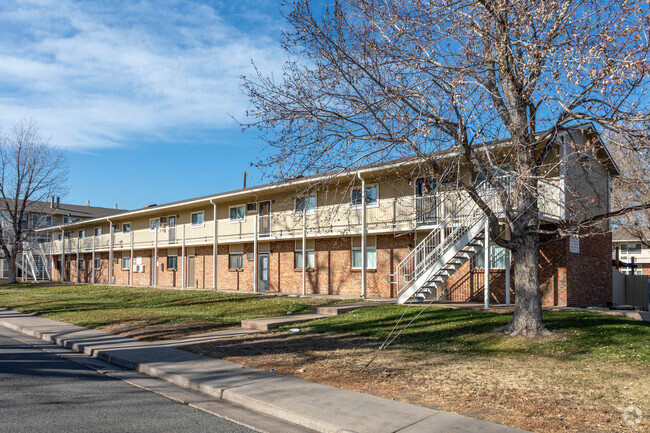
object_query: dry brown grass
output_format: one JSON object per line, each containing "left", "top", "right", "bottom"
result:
{"left": 184, "top": 330, "right": 649, "bottom": 433}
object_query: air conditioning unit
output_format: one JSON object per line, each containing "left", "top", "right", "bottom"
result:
{"left": 247, "top": 203, "right": 257, "bottom": 212}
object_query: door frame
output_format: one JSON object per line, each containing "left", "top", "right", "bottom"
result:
{"left": 258, "top": 252, "right": 270, "bottom": 292}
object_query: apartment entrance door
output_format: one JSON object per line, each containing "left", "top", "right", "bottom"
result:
{"left": 187, "top": 256, "right": 195, "bottom": 288}
{"left": 168, "top": 216, "right": 176, "bottom": 244}
{"left": 415, "top": 177, "right": 437, "bottom": 224}
{"left": 258, "top": 253, "right": 270, "bottom": 292}
{"left": 258, "top": 201, "right": 271, "bottom": 237}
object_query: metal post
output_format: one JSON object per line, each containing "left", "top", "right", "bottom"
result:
{"left": 154, "top": 228, "right": 158, "bottom": 287}
{"left": 361, "top": 178, "right": 367, "bottom": 299}
{"left": 91, "top": 235, "right": 95, "bottom": 285}
{"left": 130, "top": 230, "right": 134, "bottom": 286}
{"left": 302, "top": 209, "right": 306, "bottom": 296}
{"left": 76, "top": 236, "right": 80, "bottom": 283}
{"left": 505, "top": 249, "right": 511, "bottom": 307}
{"left": 253, "top": 214, "right": 258, "bottom": 293}
{"left": 484, "top": 220, "right": 490, "bottom": 309}
{"left": 212, "top": 201, "right": 217, "bottom": 290}
{"left": 60, "top": 229, "right": 64, "bottom": 283}
{"left": 109, "top": 222, "right": 114, "bottom": 284}
{"left": 181, "top": 225, "right": 186, "bottom": 289}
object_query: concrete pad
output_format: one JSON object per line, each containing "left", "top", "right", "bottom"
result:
{"left": 397, "top": 413, "right": 527, "bottom": 433}
{"left": 311, "top": 302, "right": 380, "bottom": 316}
{"left": 158, "top": 328, "right": 258, "bottom": 347}
{"left": 223, "top": 375, "right": 437, "bottom": 433}
{"left": 241, "top": 313, "right": 329, "bottom": 331}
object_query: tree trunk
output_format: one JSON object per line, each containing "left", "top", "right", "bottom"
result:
{"left": 7, "top": 253, "right": 17, "bottom": 284}
{"left": 498, "top": 231, "right": 550, "bottom": 336}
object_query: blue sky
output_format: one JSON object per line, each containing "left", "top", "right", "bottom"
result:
{"left": 0, "top": 0, "right": 287, "bottom": 210}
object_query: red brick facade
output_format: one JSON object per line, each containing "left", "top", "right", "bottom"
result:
{"left": 52, "top": 232, "right": 611, "bottom": 306}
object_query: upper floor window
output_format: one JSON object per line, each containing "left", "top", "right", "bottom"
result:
{"left": 229, "top": 205, "right": 245, "bottom": 222}
{"left": 351, "top": 186, "right": 378, "bottom": 206}
{"left": 111, "top": 223, "right": 120, "bottom": 234}
{"left": 122, "top": 223, "right": 131, "bottom": 234}
{"left": 78, "top": 230, "right": 85, "bottom": 239}
{"left": 295, "top": 196, "right": 316, "bottom": 213}
{"left": 415, "top": 177, "right": 436, "bottom": 197}
{"left": 621, "top": 243, "right": 642, "bottom": 255}
{"left": 150, "top": 218, "right": 160, "bottom": 231}
{"left": 94, "top": 227, "right": 102, "bottom": 237}
{"left": 63, "top": 217, "right": 79, "bottom": 224}
{"left": 191, "top": 211, "right": 205, "bottom": 227}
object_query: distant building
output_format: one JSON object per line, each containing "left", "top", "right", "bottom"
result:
{"left": 0, "top": 198, "right": 124, "bottom": 281}
{"left": 612, "top": 227, "right": 650, "bottom": 276}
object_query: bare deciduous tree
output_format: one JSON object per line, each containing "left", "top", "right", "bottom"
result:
{"left": 242, "top": 0, "right": 650, "bottom": 336}
{"left": 0, "top": 119, "right": 67, "bottom": 284}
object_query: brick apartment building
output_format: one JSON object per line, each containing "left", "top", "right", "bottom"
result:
{"left": 41, "top": 126, "right": 618, "bottom": 307}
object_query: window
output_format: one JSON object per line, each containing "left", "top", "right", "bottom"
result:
{"left": 56, "top": 233, "right": 62, "bottom": 241}
{"left": 167, "top": 255, "right": 178, "bottom": 270}
{"left": 94, "top": 227, "right": 102, "bottom": 237}
{"left": 621, "top": 243, "right": 642, "bottom": 255}
{"left": 351, "top": 186, "right": 378, "bottom": 206}
{"left": 121, "top": 255, "right": 130, "bottom": 270}
{"left": 78, "top": 230, "right": 85, "bottom": 239}
{"left": 65, "top": 231, "right": 72, "bottom": 239}
{"left": 94, "top": 258, "right": 101, "bottom": 270}
{"left": 122, "top": 223, "right": 131, "bottom": 234}
{"left": 191, "top": 211, "right": 204, "bottom": 227}
{"left": 295, "top": 239, "right": 315, "bottom": 269}
{"left": 31, "top": 214, "right": 52, "bottom": 228}
{"left": 295, "top": 196, "right": 316, "bottom": 213}
{"left": 78, "top": 258, "right": 84, "bottom": 270}
{"left": 150, "top": 218, "right": 160, "bottom": 231}
{"left": 473, "top": 244, "right": 508, "bottom": 269}
{"left": 229, "top": 244, "right": 244, "bottom": 269}
{"left": 229, "top": 206, "right": 245, "bottom": 222}
{"left": 351, "top": 236, "right": 377, "bottom": 269}
{"left": 63, "top": 217, "right": 78, "bottom": 224}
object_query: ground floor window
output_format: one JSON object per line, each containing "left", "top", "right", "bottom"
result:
{"left": 473, "top": 244, "right": 508, "bottom": 269}
{"left": 294, "top": 239, "right": 315, "bottom": 269}
{"left": 78, "top": 258, "right": 84, "bottom": 271}
{"left": 229, "top": 244, "right": 244, "bottom": 269}
{"left": 94, "top": 258, "right": 101, "bottom": 270}
{"left": 121, "top": 255, "right": 130, "bottom": 270}
{"left": 167, "top": 250, "right": 177, "bottom": 270}
{"left": 351, "top": 236, "right": 377, "bottom": 269}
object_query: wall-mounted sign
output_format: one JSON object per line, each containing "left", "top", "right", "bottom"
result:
{"left": 570, "top": 237, "right": 580, "bottom": 254}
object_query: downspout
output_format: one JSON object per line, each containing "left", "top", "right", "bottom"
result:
{"left": 357, "top": 173, "right": 367, "bottom": 299}
{"left": 210, "top": 199, "right": 218, "bottom": 291}
{"left": 108, "top": 219, "right": 114, "bottom": 284}
{"left": 60, "top": 228, "right": 64, "bottom": 283}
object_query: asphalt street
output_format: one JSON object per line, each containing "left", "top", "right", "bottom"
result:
{"left": 0, "top": 329, "right": 259, "bottom": 433}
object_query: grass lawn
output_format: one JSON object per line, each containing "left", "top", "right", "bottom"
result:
{"left": 186, "top": 305, "right": 650, "bottom": 433}
{"left": 0, "top": 283, "right": 355, "bottom": 340}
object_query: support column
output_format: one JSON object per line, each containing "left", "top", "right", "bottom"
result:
{"left": 302, "top": 209, "right": 306, "bottom": 296}
{"left": 361, "top": 177, "right": 367, "bottom": 298}
{"left": 91, "top": 235, "right": 95, "bottom": 285}
{"left": 440, "top": 221, "right": 447, "bottom": 303}
{"left": 60, "top": 229, "right": 64, "bottom": 283}
{"left": 484, "top": 219, "right": 490, "bottom": 309}
{"left": 212, "top": 201, "right": 217, "bottom": 290}
{"left": 181, "top": 225, "right": 186, "bottom": 289}
{"left": 505, "top": 249, "right": 511, "bottom": 307}
{"left": 253, "top": 214, "right": 258, "bottom": 293}
{"left": 153, "top": 228, "right": 158, "bottom": 287}
{"left": 108, "top": 224, "right": 114, "bottom": 285}
{"left": 76, "top": 237, "right": 80, "bottom": 283}
{"left": 130, "top": 231, "right": 134, "bottom": 286}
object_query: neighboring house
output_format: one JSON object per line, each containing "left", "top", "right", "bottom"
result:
{"left": 40, "top": 126, "right": 617, "bottom": 307}
{"left": 612, "top": 227, "right": 650, "bottom": 276}
{"left": 0, "top": 198, "right": 125, "bottom": 281}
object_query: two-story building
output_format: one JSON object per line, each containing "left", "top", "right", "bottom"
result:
{"left": 0, "top": 198, "right": 124, "bottom": 281}
{"left": 42, "top": 126, "right": 618, "bottom": 307}
{"left": 612, "top": 227, "right": 650, "bottom": 276}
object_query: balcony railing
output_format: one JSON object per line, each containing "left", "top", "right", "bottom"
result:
{"left": 47, "top": 178, "right": 563, "bottom": 255}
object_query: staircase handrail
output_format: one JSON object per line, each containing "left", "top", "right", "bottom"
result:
{"left": 390, "top": 183, "right": 499, "bottom": 297}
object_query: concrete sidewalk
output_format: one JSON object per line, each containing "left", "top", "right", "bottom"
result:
{"left": 0, "top": 308, "right": 527, "bottom": 433}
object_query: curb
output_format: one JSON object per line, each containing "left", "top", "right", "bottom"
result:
{"left": 0, "top": 310, "right": 527, "bottom": 433}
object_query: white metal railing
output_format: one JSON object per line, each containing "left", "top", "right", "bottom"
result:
{"left": 389, "top": 184, "right": 498, "bottom": 297}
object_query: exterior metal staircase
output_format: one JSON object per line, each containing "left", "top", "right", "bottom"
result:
{"left": 389, "top": 185, "right": 497, "bottom": 304}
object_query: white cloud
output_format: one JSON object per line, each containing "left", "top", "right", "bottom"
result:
{"left": 0, "top": 0, "right": 285, "bottom": 149}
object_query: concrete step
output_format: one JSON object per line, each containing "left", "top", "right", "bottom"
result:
{"left": 241, "top": 313, "right": 329, "bottom": 331}
{"left": 311, "top": 302, "right": 381, "bottom": 316}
